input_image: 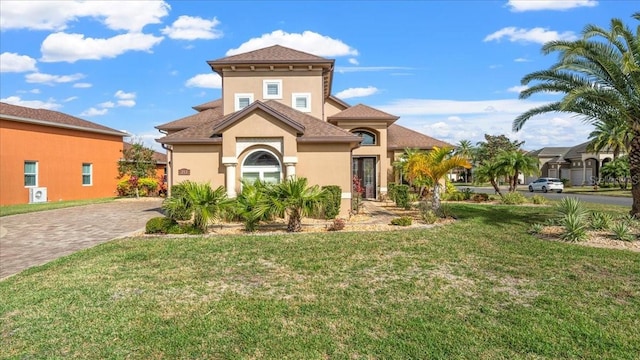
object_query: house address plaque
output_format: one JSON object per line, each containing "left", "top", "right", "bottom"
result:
{"left": 178, "top": 168, "right": 190, "bottom": 176}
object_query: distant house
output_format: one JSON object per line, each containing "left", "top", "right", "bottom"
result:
{"left": 122, "top": 141, "right": 167, "bottom": 180}
{"left": 156, "top": 45, "right": 449, "bottom": 215}
{"left": 0, "top": 102, "right": 128, "bottom": 205}
{"left": 526, "top": 141, "right": 617, "bottom": 186}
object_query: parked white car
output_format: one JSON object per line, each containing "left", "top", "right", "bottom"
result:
{"left": 528, "top": 177, "right": 564, "bottom": 193}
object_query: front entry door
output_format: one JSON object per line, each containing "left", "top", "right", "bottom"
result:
{"left": 353, "top": 157, "right": 376, "bottom": 199}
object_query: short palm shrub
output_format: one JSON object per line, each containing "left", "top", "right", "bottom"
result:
{"left": 528, "top": 223, "right": 544, "bottom": 235}
{"left": 560, "top": 213, "right": 588, "bottom": 242}
{"left": 610, "top": 221, "right": 635, "bottom": 242}
{"left": 258, "top": 177, "right": 326, "bottom": 232}
{"left": 461, "top": 187, "right": 474, "bottom": 200}
{"left": 390, "top": 216, "right": 412, "bottom": 226}
{"left": 233, "top": 180, "right": 274, "bottom": 232}
{"left": 589, "top": 211, "right": 612, "bottom": 230}
{"left": 530, "top": 194, "right": 546, "bottom": 205}
{"left": 162, "top": 181, "right": 230, "bottom": 232}
{"left": 501, "top": 192, "right": 526, "bottom": 205}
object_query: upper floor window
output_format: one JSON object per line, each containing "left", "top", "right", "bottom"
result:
{"left": 353, "top": 130, "right": 377, "bottom": 145}
{"left": 24, "top": 161, "right": 38, "bottom": 187}
{"left": 292, "top": 93, "right": 311, "bottom": 113}
{"left": 82, "top": 163, "right": 93, "bottom": 186}
{"left": 263, "top": 80, "right": 282, "bottom": 99}
{"left": 235, "top": 93, "right": 254, "bottom": 111}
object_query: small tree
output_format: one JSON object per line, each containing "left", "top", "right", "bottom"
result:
{"left": 601, "top": 156, "right": 630, "bottom": 189}
{"left": 118, "top": 141, "right": 157, "bottom": 198}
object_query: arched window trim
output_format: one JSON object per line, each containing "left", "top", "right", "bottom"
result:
{"left": 241, "top": 149, "right": 282, "bottom": 184}
{"left": 352, "top": 129, "right": 377, "bottom": 146}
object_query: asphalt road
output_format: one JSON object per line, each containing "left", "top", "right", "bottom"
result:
{"left": 456, "top": 185, "right": 633, "bottom": 207}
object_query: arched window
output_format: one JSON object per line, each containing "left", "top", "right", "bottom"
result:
{"left": 241, "top": 150, "right": 281, "bottom": 184}
{"left": 353, "top": 130, "right": 376, "bottom": 145}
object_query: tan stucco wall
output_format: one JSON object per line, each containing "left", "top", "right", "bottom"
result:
{"left": 170, "top": 144, "right": 225, "bottom": 189}
{"left": 323, "top": 99, "right": 347, "bottom": 120}
{"left": 297, "top": 143, "right": 353, "bottom": 216}
{"left": 222, "top": 70, "right": 325, "bottom": 119}
{"left": 221, "top": 110, "right": 299, "bottom": 158}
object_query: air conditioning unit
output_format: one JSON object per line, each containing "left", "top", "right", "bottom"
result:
{"left": 29, "top": 187, "right": 47, "bottom": 204}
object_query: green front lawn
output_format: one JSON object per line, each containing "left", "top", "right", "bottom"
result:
{"left": 0, "top": 197, "right": 117, "bottom": 217}
{"left": 1, "top": 203, "right": 639, "bottom": 359}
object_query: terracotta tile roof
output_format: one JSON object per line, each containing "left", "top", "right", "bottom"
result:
{"left": 208, "top": 45, "right": 330, "bottom": 64}
{"left": 328, "top": 104, "right": 399, "bottom": 123}
{"left": 123, "top": 142, "right": 167, "bottom": 164}
{"left": 387, "top": 124, "right": 452, "bottom": 150}
{"left": 157, "top": 100, "right": 361, "bottom": 145}
{"left": 192, "top": 98, "right": 222, "bottom": 112}
{"left": 155, "top": 107, "right": 223, "bottom": 131}
{"left": 0, "top": 101, "right": 127, "bottom": 136}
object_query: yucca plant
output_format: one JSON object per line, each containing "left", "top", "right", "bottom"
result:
{"left": 556, "top": 197, "right": 587, "bottom": 218}
{"left": 589, "top": 211, "right": 612, "bottom": 231}
{"left": 528, "top": 223, "right": 544, "bottom": 235}
{"left": 610, "top": 221, "right": 635, "bottom": 242}
{"left": 560, "top": 213, "right": 588, "bottom": 242}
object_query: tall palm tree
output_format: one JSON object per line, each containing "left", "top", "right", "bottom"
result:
{"left": 404, "top": 147, "right": 471, "bottom": 212}
{"left": 587, "top": 117, "right": 630, "bottom": 159}
{"left": 513, "top": 13, "right": 640, "bottom": 216}
{"left": 455, "top": 139, "right": 475, "bottom": 182}
{"left": 473, "top": 159, "right": 506, "bottom": 197}
{"left": 258, "top": 177, "right": 326, "bottom": 232}
{"left": 496, "top": 150, "right": 540, "bottom": 192}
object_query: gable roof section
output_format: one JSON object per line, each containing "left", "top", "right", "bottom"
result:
{"left": 328, "top": 104, "right": 399, "bottom": 125}
{"left": 208, "top": 45, "right": 330, "bottom": 66}
{"left": 387, "top": 124, "right": 451, "bottom": 150}
{"left": 211, "top": 100, "right": 305, "bottom": 135}
{"left": 157, "top": 100, "right": 361, "bottom": 146}
{"left": 0, "top": 102, "right": 127, "bottom": 137}
{"left": 156, "top": 106, "right": 223, "bottom": 132}
{"left": 527, "top": 146, "right": 571, "bottom": 157}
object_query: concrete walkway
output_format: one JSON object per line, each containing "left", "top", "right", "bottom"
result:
{"left": 0, "top": 198, "right": 164, "bottom": 280}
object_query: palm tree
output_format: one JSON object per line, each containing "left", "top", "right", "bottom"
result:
{"left": 404, "top": 147, "right": 471, "bottom": 212}
{"left": 234, "top": 180, "right": 275, "bottom": 232}
{"left": 587, "top": 117, "right": 630, "bottom": 159}
{"left": 258, "top": 177, "right": 327, "bottom": 232}
{"left": 473, "top": 159, "right": 505, "bottom": 197}
{"left": 162, "top": 181, "right": 230, "bottom": 232}
{"left": 455, "top": 139, "right": 475, "bottom": 182}
{"left": 496, "top": 150, "right": 540, "bottom": 192}
{"left": 513, "top": 13, "right": 640, "bottom": 216}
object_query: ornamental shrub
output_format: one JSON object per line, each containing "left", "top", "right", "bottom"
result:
{"left": 501, "top": 192, "right": 526, "bottom": 205}
{"left": 471, "top": 193, "right": 489, "bottom": 202}
{"left": 390, "top": 216, "right": 412, "bottom": 226}
{"left": 394, "top": 184, "right": 410, "bottom": 209}
{"left": 387, "top": 182, "right": 397, "bottom": 202}
{"left": 322, "top": 185, "right": 342, "bottom": 219}
{"left": 145, "top": 216, "right": 177, "bottom": 234}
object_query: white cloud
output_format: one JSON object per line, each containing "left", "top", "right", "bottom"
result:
{"left": 80, "top": 107, "right": 109, "bottom": 116}
{"left": 25, "top": 72, "right": 85, "bottom": 85}
{"left": 63, "top": 96, "right": 78, "bottom": 102}
{"left": 514, "top": 57, "right": 531, "bottom": 62}
{"left": 375, "top": 98, "right": 592, "bottom": 150}
{"left": 73, "top": 82, "right": 92, "bottom": 88}
{"left": 0, "top": 0, "right": 170, "bottom": 32}
{"left": 335, "top": 66, "right": 412, "bottom": 73}
{"left": 0, "top": 96, "right": 61, "bottom": 110}
{"left": 348, "top": 58, "right": 359, "bottom": 65}
{"left": 507, "top": 0, "right": 597, "bottom": 12}
{"left": 484, "top": 27, "right": 577, "bottom": 44}
{"left": 226, "top": 30, "right": 358, "bottom": 57}
{"left": 99, "top": 101, "right": 115, "bottom": 108}
{"left": 0, "top": 52, "right": 38, "bottom": 73}
{"left": 507, "top": 85, "right": 528, "bottom": 93}
{"left": 161, "top": 15, "right": 223, "bottom": 40}
{"left": 335, "top": 86, "right": 379, "bottom": 99}
{"left": 117, "top": 99, "right": 136, "bottom": 107}
{"left": 40, "top": 32, "right": 163, "bottom": 63}
{"left": 115, "top": 90, "right": 136, "bottom": 100}
{"left": 30, "top": 89, "right": 41, "bottom": 94}
{"left": 185, "top": 73, "right": 222, "bottom": 89}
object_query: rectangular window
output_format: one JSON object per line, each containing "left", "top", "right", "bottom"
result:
{"left": 235, "top": 93, "right": 254, "bottom": 111}
{"left": 82, "top": 163, "right": 93, "bottom": 186}
{"left": 263, "top": 79, "right": 282, "bottom": 99}
{"left": 24, "top": 161, "right": 37, "bottom": 187}
{"left": 292, "top": 93, "right": 311, "bottom": 112}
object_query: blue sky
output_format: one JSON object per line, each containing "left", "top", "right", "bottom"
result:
{"left": 1, "top": 0, "right": 637, "bottom": 152}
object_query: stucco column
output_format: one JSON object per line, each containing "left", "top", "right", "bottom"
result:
{"left": 283, "top": 156, "right": 298, "bottom": 179}
{"left": 582, "top": 160, "right": 587, "bottom": 186}
{"left": 222, "top": 157, "right": 238, "bottom": 198}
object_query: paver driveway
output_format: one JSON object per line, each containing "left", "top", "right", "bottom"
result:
{"left": 0, "top": 198, "right": 164, "bottom": 280}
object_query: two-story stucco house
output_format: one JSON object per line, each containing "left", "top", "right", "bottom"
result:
{"left": 156, "top": 45, "right": 449, "bottom": 215}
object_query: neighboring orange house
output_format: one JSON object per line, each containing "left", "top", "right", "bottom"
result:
{"left": 0, "top": 102, "right": 128, "bottom": 205}
{"left": 157, "top": 45, "right": 449, "bottom": 215}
